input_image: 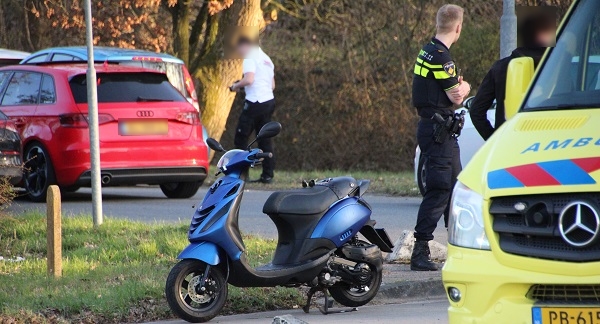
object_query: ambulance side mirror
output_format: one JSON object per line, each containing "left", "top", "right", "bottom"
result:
{"left": 505, "top": 57, "right": 535, "bottom": 120}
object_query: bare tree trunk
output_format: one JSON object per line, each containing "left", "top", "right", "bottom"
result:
{"left": 197, "top": 60, "right": 242, "bottom": 141}
{"left": 171, "top": 2, "right": 190, "bottom": 65}
{"left": 0, "top": 3, "right": 7, "bottom": 47}
{"left": 196, "top": 0, "right": 263, "bottom": 142}
{"left": 23, "top": 0, "right": 35, "bottom": 51}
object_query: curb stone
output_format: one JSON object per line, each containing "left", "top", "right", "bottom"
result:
{"left": 376, "top": 279, "right": 446, "bottom": 302}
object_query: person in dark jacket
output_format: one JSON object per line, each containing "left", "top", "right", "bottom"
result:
{"left": 470, "top": 11, "right": 556, "bottom": 140}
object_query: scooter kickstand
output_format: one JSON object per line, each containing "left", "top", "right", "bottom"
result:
{"left": 318, "top": 291, "right": 358, "bottom": 315}
{"left": 302, "top": 287, "right": 320, "bottom": 313}
{"left": 303, "top": 287, "right": 359, "bottom": 315}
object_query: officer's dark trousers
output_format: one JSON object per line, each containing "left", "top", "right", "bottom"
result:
{"left": 234, "top": 99, "right": 276, "bottom": 178}
{"left": 414, "top": 119, "right": 461, "bottom": 242}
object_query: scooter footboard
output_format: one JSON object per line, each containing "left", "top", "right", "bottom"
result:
{"left": 178, "top": 241, "right": 224, "bottom": 265}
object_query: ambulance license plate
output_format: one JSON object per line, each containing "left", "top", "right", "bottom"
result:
{"left": 533, "top": 307, "right": 600, "bottom": 324}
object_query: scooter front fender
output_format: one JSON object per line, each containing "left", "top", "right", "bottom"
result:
{"left": 177, "top": 242, "right": 223, "bottom": 266}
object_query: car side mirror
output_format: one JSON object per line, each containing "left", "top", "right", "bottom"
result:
{"left": 256, "top": 121, "right": 282, "bottom": 140}
{"left": 206, "top": 138, "right": 225, "bottom": 152}
{"left": 505, "top": 57, "right": 535, "bottom": 120}
{"left": 462, "top": 96, "right": 475, "bottom": 110}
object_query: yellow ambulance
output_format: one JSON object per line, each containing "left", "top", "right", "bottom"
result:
{"left": 443, "top": 0, "right": 600, "bottom": 323}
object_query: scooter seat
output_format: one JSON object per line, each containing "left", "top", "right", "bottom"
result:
{"left": 263, "top": 186, "right": 340, "bottom": 215}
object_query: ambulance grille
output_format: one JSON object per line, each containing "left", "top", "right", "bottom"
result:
{"left": 528, "top": 285, "right": 600, "bottom": 303}
{"left": 490, "top": 193, "right": 600, "bottom": 262}
{"left": 515, "top": 116, "right": 588, "bottom": 131}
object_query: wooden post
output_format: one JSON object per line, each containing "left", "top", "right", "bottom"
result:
{"left": 47, "top": 185, "right": 62, "bottom": 278}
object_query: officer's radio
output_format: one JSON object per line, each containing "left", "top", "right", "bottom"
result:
{"left": 432, "top": 110, "right": 466, "bottom": 144}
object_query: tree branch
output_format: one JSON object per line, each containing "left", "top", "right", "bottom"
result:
{"left": 189, "top": 1, "right": 209, "bottom": 55}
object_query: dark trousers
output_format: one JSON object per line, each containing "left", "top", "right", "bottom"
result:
{"left": 233, "top": 99, "right": 276, "bottom": 178}
{"left": 414, "top": 119, "right": 462, "bottom": 242}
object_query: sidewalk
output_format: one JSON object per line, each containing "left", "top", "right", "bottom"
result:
{"left": 147, "top": 300, "right": 448, "bottom": 324}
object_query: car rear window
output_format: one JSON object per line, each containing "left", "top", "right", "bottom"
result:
{"left": 118, "top": 61, "right": 187, "bottom": 96}
{"left": 69, "top": 72, "right": 186, "bottom": 103}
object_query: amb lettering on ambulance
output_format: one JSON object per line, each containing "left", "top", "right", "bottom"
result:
{"left": 442, "top": 0, "right": 600, "bottom": 323}
{"left": 522, "top": 137, "right": 600, "bottom": 154}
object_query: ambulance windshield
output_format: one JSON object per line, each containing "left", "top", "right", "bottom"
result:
{"left": 525, "top": 0, "right": 600, "bottom": 111}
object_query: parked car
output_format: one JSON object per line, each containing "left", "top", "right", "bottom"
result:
{"left": 0, "top": 64, "right": 209, "bottom": 201}
{"left": 414, "top": 97, "right": 496, "bottom": 195}
{"left": 21, "top": 46, "right": 200, "bottom": 110}
{"left": 22, "top": 46, "right": 210, "bottom": 153}
{"left": 0, "top": 49, "right": 29, "bottom": 67}
{"left": 0, "top": 110, "right": 22, "bottom": 184}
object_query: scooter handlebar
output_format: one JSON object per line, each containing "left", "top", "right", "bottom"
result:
{"left": 253, "top": 152, "right": 273, "bottom": 159}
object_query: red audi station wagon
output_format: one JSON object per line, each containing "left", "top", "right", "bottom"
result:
{"left": 0, "top": 64, "right": 209, "bottom": 201}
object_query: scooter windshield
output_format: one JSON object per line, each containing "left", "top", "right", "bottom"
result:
{"left": 216, "top": 149, "right": 245, "bottom": 169}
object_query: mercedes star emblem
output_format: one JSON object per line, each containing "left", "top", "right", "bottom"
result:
{"left": 558, "top": 201, "right": 600, "bottom": 248}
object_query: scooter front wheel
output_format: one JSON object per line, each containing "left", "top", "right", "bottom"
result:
{"left": 165, "top": 259, "right": 227, "bottom": 323}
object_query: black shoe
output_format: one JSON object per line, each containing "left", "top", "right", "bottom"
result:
{"left": 251, "top": 176, "right": 273, "bottom": 184}
{"left": 410, "top": 241, "right": 438, "bottom": 271}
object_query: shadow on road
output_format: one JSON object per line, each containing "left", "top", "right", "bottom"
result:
{"left": 13, "top": 186, "right": 187, "bottom": 202}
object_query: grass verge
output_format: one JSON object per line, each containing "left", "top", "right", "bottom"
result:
{"left": 0, "top": 213, "right": 303, "bottom": 323}
{"left": 206, "top": 169, "right": 419, "bottom": 196}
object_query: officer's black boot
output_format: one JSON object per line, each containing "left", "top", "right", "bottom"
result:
{"left": 410, "top": 240, "right": 438, "bottom": 271}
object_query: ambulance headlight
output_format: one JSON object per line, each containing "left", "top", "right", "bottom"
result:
{"left": 448, "top": 182, "right": 490, "bottom": 250}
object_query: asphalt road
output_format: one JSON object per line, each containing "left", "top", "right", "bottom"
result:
{"left": 8, "top": 186, "right": 447, "bottom": 245}
{"left": 148, "top": 300, "right": 449, "bottom": 324}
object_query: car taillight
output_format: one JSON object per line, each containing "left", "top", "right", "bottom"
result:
{"left": 182, "top": 66, "right": 195, "bottom": 96}
{"left": 59, "top": 113, "right": 115, "bottom": 128}
{"left": 176, "top": 112, "right": 201, "bottom": 125}
{"left": 182, "top": 66, "right": 200, "bottom": 111}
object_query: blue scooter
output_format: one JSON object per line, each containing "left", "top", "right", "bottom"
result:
{"left": 165, "top": 122, "right": 394, "bottom": 323}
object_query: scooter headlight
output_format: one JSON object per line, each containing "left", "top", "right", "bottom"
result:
{"left": 448, "top": 182, "right": 490, "bottom": 250}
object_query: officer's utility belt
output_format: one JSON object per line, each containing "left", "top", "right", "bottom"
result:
{"left": 430, "top": 111, "right": 466, "bottom": 144}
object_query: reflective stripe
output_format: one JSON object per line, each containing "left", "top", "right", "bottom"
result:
{"left": 433, "top": 71, "right": 452, "bottom": 79}
{"left": 416, "top": 58, "right": 443, "bottom": 69}
{"left": 414, "top": 64, "right": 421, "bottom": 75}
{"left": 420, "top": 67, "right": 429, "bottom": 77}
{"left": 444, "top": 83, "right": 460, "bottom": 91}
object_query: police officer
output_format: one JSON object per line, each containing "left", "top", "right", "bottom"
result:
{"left": 470, "top": 11, "right": 555, "bottom": 140}
{"left": 411, "top": 4, "right": 471, "bottom": 271}
{"left": 230, "top": 36, "right": 276, "bottom": 183}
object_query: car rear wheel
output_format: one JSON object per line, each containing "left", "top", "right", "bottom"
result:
{"left": 24, "top": 143, "right": 56, "bottom": 202}
{"left": 160, "top": 182, "right": 202, "bottom": 199}
{"left": 417, "top": 153, "right": 427, "bottom": 196}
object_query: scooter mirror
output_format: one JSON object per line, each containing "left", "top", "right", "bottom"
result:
{"left": 206, "top": 138, "right": 225, "bottom": 152}
{"left": 256, "top": 121, "right": 282, "bottom": 140}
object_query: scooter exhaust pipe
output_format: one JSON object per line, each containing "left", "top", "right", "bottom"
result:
{"left": 101, "top": 174, "right": 111, "bottom": 185}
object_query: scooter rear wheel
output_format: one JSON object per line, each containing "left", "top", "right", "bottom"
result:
{"left": 328, "top": 262, "right": 383, "bottom": 307}
{"left": 165, "top": 259, "right": 227, "bottom": 323}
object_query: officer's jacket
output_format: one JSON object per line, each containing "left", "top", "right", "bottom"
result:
{"left": 412, "top": 38, "right": 460, "bottom": 118}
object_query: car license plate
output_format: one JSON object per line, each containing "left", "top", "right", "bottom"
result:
{"left": 119, "top": 119, "right": 168, "bottom": 136}
{"left": 533, "top": 307, "right": 600, "bottom": 324}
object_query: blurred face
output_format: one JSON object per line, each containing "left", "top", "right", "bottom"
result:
{"left": 537, "top": 27, "right": 557, "bottom": 47}
{"left": 236, "top": 43, "right": 253, "bottom": 58}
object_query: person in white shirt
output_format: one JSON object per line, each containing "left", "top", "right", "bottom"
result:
{"left": 230, "top": 36, "right": 276, "bottom": 183}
